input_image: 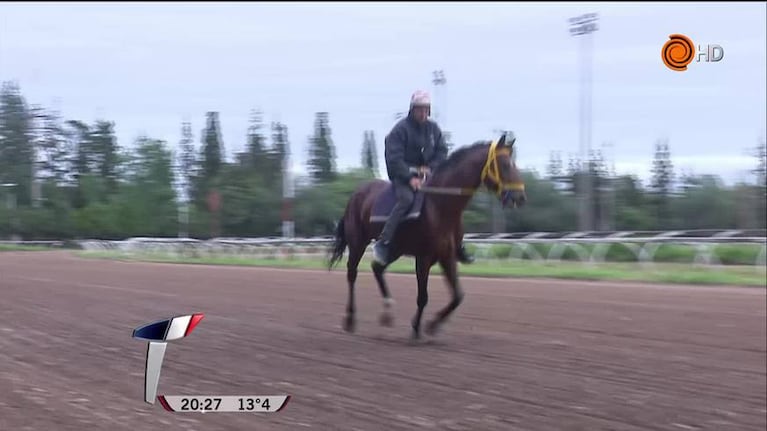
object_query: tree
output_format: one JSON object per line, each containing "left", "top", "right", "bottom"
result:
{"left": 109, "top": 137, "right": 178, "bottom": 237}
{"left": 90, "top": 119, "right": 120, "bottom": 197}
{"left": 190, "top": 111, "right": 225, "bottom": 236}
{"left": 200, "top": 111, "right": 224, "bottom": 185}
{"left": 271, "top": 122, "right": 288, "bottom": 166}
{"left": 130, "top": 138, "right": 176, "bottom": 197}
{"left": 58, "top": 119, "right": 120, "bottom": 206}
{"left": 750, "top": 136, "right": 766, "bottom": 228}
{"left": 612, "top": 175, "right": 653, "bottom": 230}
{"left": 567, "top": 153, "right": 580, "bottom": 177}
{"left": 0, "top": 81, "right": 35, "bottom": 206}
{"left": 671, "top": 174, "right": 735, "bottom": 229}
{"left": 60, "top": 120, "right": 92, "bottom": 209}
{"left": 306, "top": 112, "right": 337, "bottom": 183}
{"left": 754, "top": 136, "right": 766, "bottom": 187}
{"left": 33, "top": 106, "right": 69, "bottom": 184}
{"left": 546, "top": 151, "right": 563, "bottom": 180}
{"left": 588, "top": 149, "right": 612, "bottom": 230}
{"left": 361, "top": 130, "right": 378, "bottom": 177}
{"left": 244, "top": 109, "right": 267, "bottom": 173}
{"left": 269, "top": 121, "right": 289, "bottom": 187}
{"left": 66, "top": 120, "right": 91, "bottom": 177}
{"left": 177, "top": 120, "right": 195, "bottom": 203}
{"left": 216, "top": 163, "right": 281, "bottom": 237}
{"left": 650, "top": 139, "right": 674, "bottom": 194}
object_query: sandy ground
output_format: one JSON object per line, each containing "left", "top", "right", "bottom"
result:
{"left": 1, "top": 251, "right": 765, "bottom": 430}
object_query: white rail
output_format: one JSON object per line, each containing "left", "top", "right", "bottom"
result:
{"left": 45, "top": 229, "right": 765, "bottom": 267}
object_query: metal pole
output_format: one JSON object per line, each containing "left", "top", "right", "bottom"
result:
{"left": 2, "top": 183, "right": 18, "bottom": 239}
{"left": 28, "top": 106, "right": 40, "bottom": 209}
{"left": 31, "top": 160, "right": 40, "bottom": 208}
{"left": 432, "top": 70, "right": 446, "bottom": 125}
{"left": 569, "top": 13, "right": 599, "bottom": 232}
{"left": 282, "top": 125, "right": 294, "bottom": 239}
{"left": 603, "top": 141, "right": 615, "bottom": 231}
{"left": 432, "top": 70, "right": 453, "bottom": 151}
{"left": 583, "top": 32, "right": 592, "bottom": 231}
{"left": 178, "top": 202, "right": 189, "bottom": 238}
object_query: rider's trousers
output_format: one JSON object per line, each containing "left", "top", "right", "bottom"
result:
{"left": 379, "top": 182, "right": 415, "bottom": 244}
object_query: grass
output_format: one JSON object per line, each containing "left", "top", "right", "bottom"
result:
{"left": 470, "top": 242, "right": 766, "bottom": 266}
{"left": 76, "top": 250, "right": 767, "bottom": 287}
{"left": 0, "top": 244, "right": 53, "bottom": 252}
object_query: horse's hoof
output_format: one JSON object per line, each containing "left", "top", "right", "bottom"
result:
{"left": 410, "top": 329, "right": 421, "bottom": 342}
{"left": 342, "top": 315, "right": 356, "bottom": 333}
{"left": 424, "top": 319, "right": 440, "bottom": 336}
{"left": 379, "top": 311, "right": 394, "bottom": 327}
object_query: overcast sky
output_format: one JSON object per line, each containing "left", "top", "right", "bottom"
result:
{"left": 1, "top": 1, "right": 765, "bottom": 185}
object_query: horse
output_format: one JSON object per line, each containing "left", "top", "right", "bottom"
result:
{"left": 327, "top": 132, "right": 527, "bottom": 340}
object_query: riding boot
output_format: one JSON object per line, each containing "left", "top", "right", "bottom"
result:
{"left": 374, "top": 183, "right": 414, "bottom": 265}
{"left": 374, "top": 213, "right": 402, "bottom": 265}
{"left": 373, "top": 239, "right": 391, "bottom": 266}
{"left": 457, "top": 242, "right": 475, "bottom": 264}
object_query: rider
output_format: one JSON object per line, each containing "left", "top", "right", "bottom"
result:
{"left": 373, "top": 90, "right": 475, "bottom": 266}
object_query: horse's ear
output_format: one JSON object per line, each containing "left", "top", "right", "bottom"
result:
{"left": 497, "top": 134, "right": 506, "bottom": 147}
{"left": 497, "top": 131, "right": 516, "bottom": 148}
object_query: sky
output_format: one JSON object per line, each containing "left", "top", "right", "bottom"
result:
{"left": 1, "top": 1, "right": 765, "bottom": 185}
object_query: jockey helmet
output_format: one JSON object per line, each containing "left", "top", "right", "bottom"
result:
{"left": 410, "top": 90, "right": 431, "bottom": 108}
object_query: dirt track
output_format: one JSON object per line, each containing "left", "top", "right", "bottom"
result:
{"left": 1, "top": 251, "right": 765, "bottom": 430}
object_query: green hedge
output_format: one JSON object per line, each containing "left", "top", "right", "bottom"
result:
{"left": 465, "top": 243, "right": 765, "bottom": 266}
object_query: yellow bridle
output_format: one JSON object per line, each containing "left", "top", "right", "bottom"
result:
{"left": 480, "top": 139, "right": 526, "bottom": 198}
{"left": 420, "top": 139, "right": 525, "bottom": 198}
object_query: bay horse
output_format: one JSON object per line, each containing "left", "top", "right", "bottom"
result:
{"left": 327, "top": 133, "right": 527, "bottom": 340}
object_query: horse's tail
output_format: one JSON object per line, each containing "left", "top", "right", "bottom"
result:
{"left": 327, "top": 216, "right": 347, "bottom": 270}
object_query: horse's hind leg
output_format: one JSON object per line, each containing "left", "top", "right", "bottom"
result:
{"left": 411, "top": 255, "right": 434, "bottom": 340}
{"left": 343, "top": 243, "right": 365, "bottom": 333}
{"left": 425, "top": 256, "right": 464, "bottom": 336}
{"left": 372, "top": 257, "right": 397, "bottom": 327}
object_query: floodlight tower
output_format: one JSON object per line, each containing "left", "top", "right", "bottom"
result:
{"left": 569, "top": 12, "right": 599, "bottom": 231}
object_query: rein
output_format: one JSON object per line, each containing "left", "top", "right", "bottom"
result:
{"left": 419, "top": 139, "right": 525, "bottom": 197}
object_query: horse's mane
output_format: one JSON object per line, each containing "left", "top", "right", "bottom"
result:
{"left": 432, "top": 141, "right": 489, "bottom": 176}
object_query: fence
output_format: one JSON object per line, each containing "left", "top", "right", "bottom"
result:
{"left": 7, "top": 229, "right": 763, "bottom": 267}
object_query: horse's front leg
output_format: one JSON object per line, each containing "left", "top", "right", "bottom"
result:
{"left": 372, "top": 259, "right": 396, "bottom": 328}
{"left": 411, "top": 255, "right": 433, "bottom": 340}
{"left": 425, "top": 255, "right": 464, "bottom": 336}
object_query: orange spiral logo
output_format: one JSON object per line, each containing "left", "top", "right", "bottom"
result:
{"left": 662, "top": 34, "right": 695, "bottom": 71}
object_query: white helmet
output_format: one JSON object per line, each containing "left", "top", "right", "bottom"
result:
{"left": 410, "top": 90, "right": 431, "bottom": 108}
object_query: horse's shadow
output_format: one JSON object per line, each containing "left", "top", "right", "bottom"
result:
{"left": 361, "top": 332, "right": 452, "bottom": 350}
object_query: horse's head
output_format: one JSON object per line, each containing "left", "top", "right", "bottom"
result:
{"left": 426, "top": 132, "right": 527, "bottom": 209}
{"left": 479, "top": 132, "right": 527, "bottom": 208}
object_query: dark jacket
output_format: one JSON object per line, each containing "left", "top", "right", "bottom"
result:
{"left": 384, "top": 114, "right": 449, "bottom": 184}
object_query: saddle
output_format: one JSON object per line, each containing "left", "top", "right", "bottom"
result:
{"left": 370, "top": 166, "right": 432, "bottom": 223}
{"left": 369, "top": 182, "right": 426, "bottom": 224}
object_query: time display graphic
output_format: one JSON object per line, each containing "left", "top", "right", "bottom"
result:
{"left": 157, "top": 395, "right": 291, "bottom": 413}
{"left": 132, "top": 313, "right": 292, "bottom": 415}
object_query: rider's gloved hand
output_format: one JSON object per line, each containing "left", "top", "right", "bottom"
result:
{"left": 409, "top": 177, "right": 422, "bottom": 190}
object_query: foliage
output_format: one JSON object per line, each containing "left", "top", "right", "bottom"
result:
{"left": 0, "top": 80, "right": 764, "bottom": 240}
{"left": 306, "top": 112, "right": 337, "bottom": 183}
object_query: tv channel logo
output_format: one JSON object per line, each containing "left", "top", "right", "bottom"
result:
{"left": 662, "top": 34, "right": 724, "bottom": 72}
